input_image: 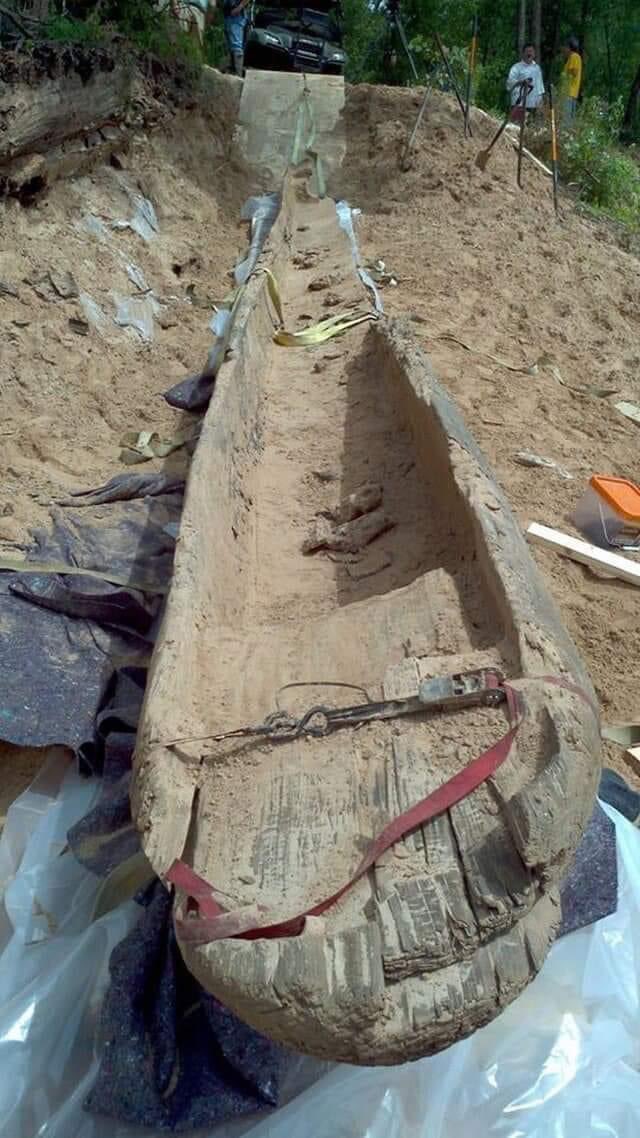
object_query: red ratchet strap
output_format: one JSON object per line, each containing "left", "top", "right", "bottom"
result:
{"left": 166, "top": 675, "right": 597, "bottom": 946}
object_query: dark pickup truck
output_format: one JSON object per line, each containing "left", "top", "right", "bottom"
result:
{"left": 244, "top": 1, "right": 346, "bottom": 74}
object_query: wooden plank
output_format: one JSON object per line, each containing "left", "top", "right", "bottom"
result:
{"left": 527, "top": 522, "right": 640, "bottom": 586}
{"left": 628, "top": 746, "right": 640, "bottom": 769}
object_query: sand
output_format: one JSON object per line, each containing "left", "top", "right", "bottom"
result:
{"left": 339, "top": 85, "right": 640, "bottom": 781}
{"left": 0, "top": 95, "right": 250, "bottom": 821}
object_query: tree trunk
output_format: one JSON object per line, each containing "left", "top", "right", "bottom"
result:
{"left": 542, "top": 0, "right": 562, "bottom": 62}
{"left": 604, "top": 16, "right": 613, "bottom": 104}
{"left": 621, "top": 60, "right": 640, "bottom": 142}
{"left": 517, "top": 0, "right": 527, "bottom": 54}
{"left": 0, "top": 51, "right": 133, "bottom": 197}
{"left": 479, "top": 0, "right": 492, "bottom": 66}
{"left": 533, "top": 0, "right": 542, "bottom": 61}
{"left": 0, "top": 61, "right": 131, "bottom": 164}
{"left": 579, "top": 0, "right": 590, "bottom": 53}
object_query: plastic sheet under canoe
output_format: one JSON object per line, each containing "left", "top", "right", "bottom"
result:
{"left": 0, "top": 494, "right": 180, "bottom": 751}
{"left": 1, "top": 759, "right": 640, "bottom": 1137}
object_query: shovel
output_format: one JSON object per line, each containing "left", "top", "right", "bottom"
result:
{"left": 475, "top": 80, "right": 527, "bottom": 171}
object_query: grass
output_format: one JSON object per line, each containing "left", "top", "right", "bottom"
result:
{"left": 42, "top": 5, "right": 204, "bottom": 72}
{"left": 560, "top": 99, "right": 640, "bottom": 229}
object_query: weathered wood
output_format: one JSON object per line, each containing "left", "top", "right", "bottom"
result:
{"left": 0, "top": 58, "right": 132, "bottom": 165}
{"left": 133, "top": 171, "right": 600, "bottom": 1064}
{"left": 185, "top": 889, "right": 561, "bottom": 1064}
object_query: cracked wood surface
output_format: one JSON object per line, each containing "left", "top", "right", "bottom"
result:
{"left": 132, "top": 173, "right": 600, "bottom": 1063}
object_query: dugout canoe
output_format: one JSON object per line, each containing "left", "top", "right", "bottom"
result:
{"left": 132, "top": 178, "right": 600, "bottom": 1064}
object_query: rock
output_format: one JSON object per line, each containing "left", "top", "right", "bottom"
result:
{"left": 346, "top": 550, "right": 393, "bottom": 580}
{"left": 323, "top": 291, "right": 343, "bottom": 308}
{"left": 0, "top": 280, "right": 19, "bottom": 299}
{"left": 308, "top": 272, "right": 341, "bottom": 292}
{"left": 0, "top": 516, "right": 24, "bottom": 543}
{"left": 5, "top": 153, "right": 47, "bottom": 196}
{"left": 303, "top": 508, "right": 394, "bottom": 555}
{"left": 50, "top": 270, "right": 79, "bottom": 300}
{"left": 332, "top": 482, "right": 383, "bottom": 524}
{"left": 68, "top": 316, "right": 90, "bottom": 336}
{"left": 158, "top": 308, "right": 178, "bottom": 330}
{"left": 25, "top": 273, "right": 57, "bottom": 302}
{"left": 312, "top": 468, "right": 338, "bottom": 483}
{"left": 302, "top": 515, "right": 334, "bottom": 554}
{"left": 293, "top": 252, "right": 318, "bottom": 269}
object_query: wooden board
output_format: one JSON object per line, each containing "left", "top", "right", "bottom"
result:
{"left": 527, "top": 521, "right": 640, "bottom": 586}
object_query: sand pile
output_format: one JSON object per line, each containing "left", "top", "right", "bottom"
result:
{"left": 0, "top": 77, "right": 251, "bottom": 819}
{"left": 0, "top": 93, "right": 249, "bottom": 549}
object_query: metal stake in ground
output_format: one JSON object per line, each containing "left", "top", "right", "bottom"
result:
{"left": 464, "top": 11, "right": 478, "bottom": 137}
{"left": 401, "top": 82, "right": 431, "bottom": 169}
{"left": 549, "top": 83, "right": 560, "bottom": 215}
{"left": 390, "top": 0, "right": 419, "bottom": 81}
{"left": 434, "top": 31, "right": 471, "bottom": 135}
{"left": 517, "top": 89, "right": 527, "bottom": 187}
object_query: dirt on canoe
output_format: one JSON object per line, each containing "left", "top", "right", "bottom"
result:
{"left": 0, "top": 73, "right": 638, "bottom": 823}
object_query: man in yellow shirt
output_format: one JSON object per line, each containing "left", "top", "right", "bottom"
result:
{"left": 561, "top": 36, "right": 582, "bottom": 123}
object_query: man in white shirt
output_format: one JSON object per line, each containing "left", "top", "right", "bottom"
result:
{"left": 506, "top": 43, "right": 545, "bottom": 123}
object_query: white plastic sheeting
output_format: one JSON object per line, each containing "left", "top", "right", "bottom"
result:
{"left": 335, "top": 200, "right": 384, "bottom": 314}
{"left": 0, "top": 754, "right": 140, "bottom": 1138}
{"left": 234, "top": 194, "right": 280, "bottom": 287}
{"left": 114, "top": 293, "right": 161, "bottom": 342}
{"left": 112, "top": 193, "right": 159, "bottom": 243}
{"left": 1, "top": 762, "right": 640, "bottom": 1138}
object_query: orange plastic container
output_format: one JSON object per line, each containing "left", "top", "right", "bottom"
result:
{"left": 574, "top": 475, "right": 640, "bottom": 548}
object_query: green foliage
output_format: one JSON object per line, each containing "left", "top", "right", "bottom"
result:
{"left": 203, "top": 21, "right": 228, "bottom": 70}
{"left": 561, "top": 95, "right": 640, "bottom": 226}
{"left": 342, "top": 1, "right": 639, "bottom": 140}
{"left": 339, "top": 0, "right": 640, "bottom": 233}
{"left": 475, "top": 56, "right": 509, "bottom": 114}
{"left": 43, "top": 0, "right": 204, "bottom": 71}
{"left": 44, "top": 12, "right": 107, "bottom": 44}
{"left": 409, "top": 35, "right": 467, "bottom": 93}
{"left": 341, "top": 0, "right": 387, "bottom": 84}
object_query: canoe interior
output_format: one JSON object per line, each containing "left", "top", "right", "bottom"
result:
{"left": 133, "top": 179, "right": 600, "bottom": 1064}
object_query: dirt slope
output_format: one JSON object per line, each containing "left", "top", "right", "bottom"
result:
{"left": 0, "top": 81, "right": 250, "bottom": 820}
{"left": 0, "top": 93, "right": 247, "bottom": 548}
{"left": 339, "top": 85, "right": 640, "bottom": 774}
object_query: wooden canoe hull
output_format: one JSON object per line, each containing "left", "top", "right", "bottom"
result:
{"left": 132, "top": 178, "right": 600, "bottom": 1063}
